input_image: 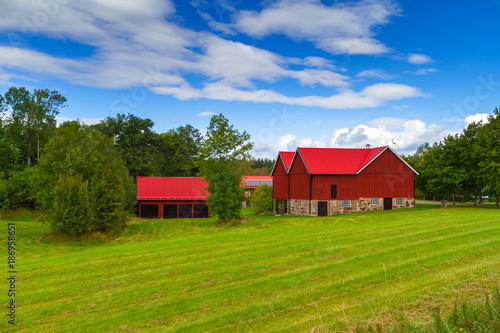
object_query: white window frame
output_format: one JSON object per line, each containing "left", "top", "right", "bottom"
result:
{"left": 301, "top": 200, "right": 305, "bottom": 207}
{"left": 291, "top": 199, "right": 295, "bottom": 206}
{"left": 341, "top": 200, "right": 351, "bottom": 207}
{"left": 371, "top": 198, "right": 380, "bottom": 205}
{"left": 245, "top": 191, "right": 251, "bottom": 198}
{"left": 396, "top": 198, "right": 405, "bottom": 205}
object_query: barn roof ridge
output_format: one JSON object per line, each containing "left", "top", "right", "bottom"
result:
{"left": 270, "top": 151, "right": 295, "bottom": 176}
{"left": 284, "top": 145, "right": 418, "bottom": 175}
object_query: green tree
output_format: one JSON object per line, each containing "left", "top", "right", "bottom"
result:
{"left": 94, "top": 113, "right": 158, "bottom": 178}
{"left": 3, "top": 87, "right": 66, "bottom": 166}
{"left": 35, "top": 121, "right": 135, "bottom": 236}
{"left": 441, "top": 134, "right": 468, "bottom": 206}
{"left": 478, "top": 108, "right": 500, "bottom": 205}
{"left": 252, "top": 184, "right": 273, "bottom": 212}
{"left": 460, "top": 121, "right": 484, "bottom": 205}
{"left": 0, "top": 97, "right": 20, "bottom": 175}
{"left": 156, "top": 125, "right": 202, "bottom": 176}
{"left": 197, "top": 114, "right": 253, "bottom": 222}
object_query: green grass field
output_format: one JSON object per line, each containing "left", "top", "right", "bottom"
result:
{"left": 1, "top": 205, "right": 499, "bottom": 332}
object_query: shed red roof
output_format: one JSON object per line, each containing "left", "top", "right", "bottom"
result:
{"left": 295, "top": 146, "right": 388, "bottom": 174}
{"left": 137, "top": 177, "right": 208, "bottom": 200}
{"left": 241, "top": 175, "right": 273, "bottom": 188}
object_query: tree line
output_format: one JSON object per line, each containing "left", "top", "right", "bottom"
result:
{"left": 404, "top": 108, "right": 500, "bottom": 206}
{"left": 0, "top": 87, "right": 273, "bottom": 234}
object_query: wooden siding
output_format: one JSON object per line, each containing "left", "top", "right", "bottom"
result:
{"left": 312, "top": 174, "right": 413, "bottom": 200}
{"left": 362, "top": 149, "right": 415, "bottom": 175}
{"left": 289, "top": 153, "right": 310, "bottom": 200}
{"left": 273, "top": 155, "right": 289, "bottom": 200}
{"left": 311, "top": 150, "right": 414, "bottom": 200}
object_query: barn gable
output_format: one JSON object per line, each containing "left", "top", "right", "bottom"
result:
{"left": 270, "top": 151, "right": 294, "bottom": 176}
{"left": 271, "top": 151, "right": 294, "bottom": 202}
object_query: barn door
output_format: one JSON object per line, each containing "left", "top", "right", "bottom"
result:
{"left": 318, "top": 202, "right": 327, "bottom": 216}
{"left": 383, "top": 198, "right": 393, "bottom": 210}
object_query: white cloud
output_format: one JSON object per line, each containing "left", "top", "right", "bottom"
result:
{"left": 252, "top": 118, "right": 456, "bottom": 158}
{"left": 407, "top": 53, "right": 433, "bottom": 64}
{"left": 195, "top": 111, "right": 216, "bottom": 118}
{"left": 153, "top": 82, "right": 422, "bottom": 109}
{"left": 0, "top": 0, "right": 425, "bottom": 109}
{"left": 368, "top": 117, "right": 407, "bottom": 129}
{"left": 357, "top": 69, "right": 396, "bottom": 80}
{"left": 464, "top": 113, "right": 489, "bottom": 125}
{"left": 233, "top": 0, "right": 400, "bottom": 55}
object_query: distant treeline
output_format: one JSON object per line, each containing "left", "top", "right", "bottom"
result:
{"left": 0, "top": 87, "right": 274, "bottom": 212}
{"left": 403, "top": 107, "right": 500, "bottom": 205}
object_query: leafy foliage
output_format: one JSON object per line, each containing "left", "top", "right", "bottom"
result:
{"left": 198, "top": 114, "right": 253, "bottom": 222}
{"left": 93, "top": 113, "right": 158, "bottom": 178}
{"left": 35, "top": 121, "right": 134, "bottom": 236}
{"left": 405, "top": 107, "right": 500, "bottom": 205}
{"left": 252, "top": 184, "right": 273, "bottom": 212}
{"left": 3, "top": 87, "right": 66, "bottom": 166}
{"left": 156, "top": 125, "right": 202, "bottom": 176}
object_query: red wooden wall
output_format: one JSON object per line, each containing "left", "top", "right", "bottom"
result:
{"left": 289, "top": 154, "right": 310, "bottom": 200}
{"left": 300, "top": 149, "right": 414, "bottom": 200}
{"left": 272, "top": 155, "right": 289, "bottom": 200}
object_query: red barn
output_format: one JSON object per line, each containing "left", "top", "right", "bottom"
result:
{"left": 137, "top": 177, "right": 209, "bottom": 219}
{"left": 272, "top": 146, "right": 418, "bottom": 216}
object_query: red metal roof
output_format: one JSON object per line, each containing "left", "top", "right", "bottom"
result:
{"left": 280, "top": 151, "right": 295, "bottom": 172}
{"left": 296, "top": 146, "right": 388, "bottom": 174}
{"left": 241, "top": 175, "right": 273, "bottom": 188}
{"left": 271, "top": 151, "right": 295, "bottom": 176}
{"left": 137, "top": 177, "right": 208, "bottom": 200}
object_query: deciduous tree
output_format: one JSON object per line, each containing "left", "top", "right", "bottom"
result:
{"left": 197, "top": 114, "right": 253, "bottom": 222}
{"left": 35, "top": 121, "right": 135, "bottom": 236}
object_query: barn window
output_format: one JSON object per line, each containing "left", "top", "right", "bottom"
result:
{"left": 245, "top": 191, "right": 251, "bottom": 197}
{"left": 330, "top": 185, "right": 337, "bottom": 199}
{"left": 301, "top": 200, "right": 305, "bottom": 207}
{"left": 291, "top": 199, "right": 295, "bottom": 206}
{"left": 371, "top": 198, "right": 380, "bottom": 205}
{"left": 396, "top": 198, "right": 405, "bottom": 205}
{"left": 341, "top": 200, "right": 351, "bottom": 207}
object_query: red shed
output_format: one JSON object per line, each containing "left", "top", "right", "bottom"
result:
{"left": 137, "top": 177, "right": 209, "bottom": 219}
{"left": 241, "top": 175, "right": 273, "bottom": 207}
{"left": 272, "top": 146, "right": 418, "bottom": 216}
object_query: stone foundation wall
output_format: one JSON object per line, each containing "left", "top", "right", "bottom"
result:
{"left": 288, "top": 199, "right": 310, "bottom": 215}
{"left": 286, "top": 197, "right": 414, "bottom": 216}
{"left": 393, "top": 197, "right": 415, "bottom": 209}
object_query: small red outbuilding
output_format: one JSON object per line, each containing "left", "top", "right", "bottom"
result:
{"left": 137, "top": 177, "right": 209, "bottom": 219}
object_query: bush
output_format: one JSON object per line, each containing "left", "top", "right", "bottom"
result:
{"left": 252, "top": 184, "right": 273, "bottom": 212}
{"left": 35, "top": 121, "right": 135, "bottom": 236}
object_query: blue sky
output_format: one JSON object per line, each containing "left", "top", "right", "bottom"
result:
{"left": 0, "top": 0, "right": 498, "bottom": 158}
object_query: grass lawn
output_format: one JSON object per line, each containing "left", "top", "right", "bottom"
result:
{"left": 1, "top": 205, "right": 499, "bottom": 332}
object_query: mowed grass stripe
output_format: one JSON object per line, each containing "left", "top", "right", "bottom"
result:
{"left": 19, "top": 217, "right": 498, "bottom": 301}
{"left": 1, "top": 206, "right": 499, "bottom": 332}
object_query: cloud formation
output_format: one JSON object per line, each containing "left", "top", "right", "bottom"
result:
{"left": 253, "top": 117, "right": 457, "bottom": 158}
{"left": 407, "top": 53, "right": 433, "bottom": 64}
{"left": 0, "top": 0, "right": 429, "bottom": 109}
{"left": 233, "top": 0, "right": 400, "bottom": 55}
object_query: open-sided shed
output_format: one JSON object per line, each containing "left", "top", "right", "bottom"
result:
{"left": 137, "top": 177, "right": 209, "bottom": 219}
